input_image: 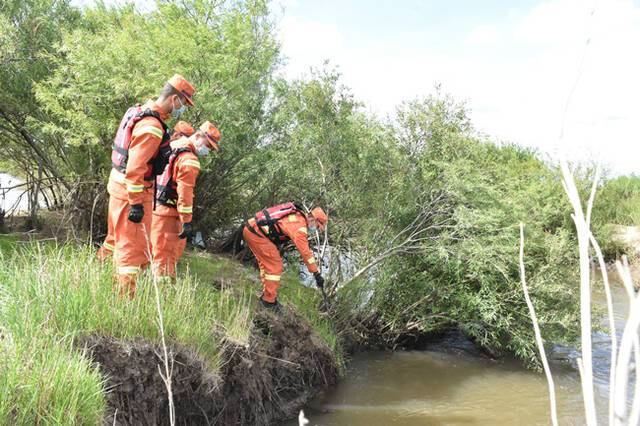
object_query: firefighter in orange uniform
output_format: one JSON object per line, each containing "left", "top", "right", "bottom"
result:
{"left": 151, "top": 121, "right": 221, "bottom": 282}
{"left": 97, "top": 120, "right": 195, "bottom": 263}
{"left": 243, "top": 203, "right": 328, "bottom": 310}
{"left": 108, "top": 74, "right": 196, "bottom": 298}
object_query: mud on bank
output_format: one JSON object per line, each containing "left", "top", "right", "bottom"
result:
{"left": 77, "top": 308, "right": 339, "bottom": 426}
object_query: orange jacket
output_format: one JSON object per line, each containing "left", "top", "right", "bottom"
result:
{"left": 108, "top": 100, "right": 168, "bottom": 205}
{"left": 153, "top": 137, "right": 200, "bottom": 223}
{"left": 249, "top": 212, "right": 319, "bottom": 274}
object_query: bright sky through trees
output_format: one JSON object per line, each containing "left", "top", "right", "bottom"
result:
{"left": 72, "top": 0, "right": 640, "bottom": 175}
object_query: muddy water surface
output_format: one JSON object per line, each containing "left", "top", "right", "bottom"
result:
{"left": 285, "top": 279, "right": 630, "bottom": 425}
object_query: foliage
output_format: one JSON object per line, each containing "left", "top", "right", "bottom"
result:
{"left": 0, "top": 0, "right": 279, "bottom": 229}
{"left": 592, "top": 175, "right": 640, "bottom": 227}
{"left": 0, "top": 0, "right": 81, "bottom": 217}
{"left": 334, "top": 97, "right": 581, "bottom": 366}
{"left": 586, "top": 175, "right": 640, "bottom": 259}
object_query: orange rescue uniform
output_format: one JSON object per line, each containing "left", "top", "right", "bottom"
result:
{"left": 98, "top": 121, "right": 195, "bottom": 263}
{"left": 97, "top": 212, "right": 115, "bottom": 262}
{"left": 151, "top": 138, "right": 200, "bottom": 279}
{"left": 108, "top": 100, "right": 168, "bottom": 297}
{"left": 243, "top": 212, "right": 319, "bottom": 303}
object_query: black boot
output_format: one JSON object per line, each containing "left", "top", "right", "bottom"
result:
{"left": 259, "top": 296, "right": 282, "bottom": 314}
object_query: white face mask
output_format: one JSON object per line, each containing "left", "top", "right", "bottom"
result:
{"left": 195, "top": 143, "right": 210, "bottom": 157}
{"left": 171, "top": 96, "right": 187, "bottom": 119}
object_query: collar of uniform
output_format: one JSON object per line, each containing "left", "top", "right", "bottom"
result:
{"left": 142, "top": 99, "right": 169, "bottom": 121}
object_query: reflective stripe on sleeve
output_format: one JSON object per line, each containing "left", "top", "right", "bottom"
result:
{"left": 132, "top": 125, "right": 163, "bottom": 139}
{"left": 183, "top": 160, "right": 201, "bottom": 169}
{"left": 178, "top": 206, "right": 193, "bottom": 214}
{"left": 127, "top": 183, "right": 145, "bottom": 193}
{"left": 264, "top": 274, "right": 281, "bottom": 281}
{"left": 298, "top": 226, "right": 308, "bottom": 234}
{"left": 103, "top": 242, "right": 115, "bottom": 251}
{"left": 307, "top": 257, "right": 316, "bottom": 264}
{"left": 118, "top": 266, "right": 140, "bottom": 275}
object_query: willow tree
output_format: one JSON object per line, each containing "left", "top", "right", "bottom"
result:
{"left": 0, "top": 0, "right": 81, "bottom": 223}
{"left": 36, "top": 0, "right": 279, "bottom": 234}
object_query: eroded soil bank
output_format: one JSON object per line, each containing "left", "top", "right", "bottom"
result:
{"left": 77, "top": 308, "right": 338, "bottom": 426}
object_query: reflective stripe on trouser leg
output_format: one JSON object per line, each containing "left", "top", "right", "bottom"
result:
{"left": 242, "top": 226, "right": 283, "bottom": 303}
{"left": 262, "top": 276, "right": 281, "bottom": 303}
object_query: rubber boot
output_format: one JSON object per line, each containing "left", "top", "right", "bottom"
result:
{"left": 259, "top": 296, "right": 282, "bottom": 314}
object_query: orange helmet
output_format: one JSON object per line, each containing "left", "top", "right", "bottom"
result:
{"left": 310, "top": 207, "right": 328, "bottom": 229}
{"left": 167, "top": 74, "right": 196, "bottom": 106}
{"left": 171, "top": 121, "right": 195, "bottom": 140}
{"left": 199, "top": 121, "right": 221, "bottom": 151}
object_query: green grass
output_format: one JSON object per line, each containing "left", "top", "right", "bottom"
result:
{"left": 279, "top": 269, "right": 343, "bottom": 363}
{"left": 0, "top": 237, "right": 340, "bottom": 425}
{"left": 0, "top": 234, "right": 19, "bottom": 255}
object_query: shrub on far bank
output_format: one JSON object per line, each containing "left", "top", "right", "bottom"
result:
{"left": 592, "top": 175, "right": 640, "bottom": 228}
{"left": 590, "top": 175, "right": 640, "bottom": 260}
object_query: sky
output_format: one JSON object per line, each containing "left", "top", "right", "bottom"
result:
{"left": 274, "top": 0, "right": 640, "bottom": 175}
{"left": 71, "top": 0, "right": 640, "bottom": 175}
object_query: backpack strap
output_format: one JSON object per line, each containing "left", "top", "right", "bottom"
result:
{"left": 137, "top": 109, "right": 168, "bottom": 133}
{"left": 254, "top": 209, "right": 284, "bottom": 246}
{"left": 111, "top": 144, "right": 128, "bottom": 156}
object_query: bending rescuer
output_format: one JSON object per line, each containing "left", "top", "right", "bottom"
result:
{"left": 243, "top": 202, "right": 328, "bottom": 311}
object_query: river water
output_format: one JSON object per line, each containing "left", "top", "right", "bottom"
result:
{"left": 285, "top": 277, "right": 632, "bottom": 425}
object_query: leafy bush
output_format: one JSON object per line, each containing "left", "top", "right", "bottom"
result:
{"left": 337, "top": 97, "right": 581, "bottom": 366}
{"left": 592, "top": 175, "right": 640, "bottom": 227}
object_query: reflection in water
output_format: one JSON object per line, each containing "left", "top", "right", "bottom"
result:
{"left": 284, "top": 279, "right": 631, "bottom": 426}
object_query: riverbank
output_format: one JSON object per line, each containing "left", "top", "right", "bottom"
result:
{"left": 0, "top": 236, "right": 341, "bottom": 425}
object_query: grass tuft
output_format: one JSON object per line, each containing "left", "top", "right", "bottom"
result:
{"left": 0, "top": 237, "right": 341, "bottom": 423}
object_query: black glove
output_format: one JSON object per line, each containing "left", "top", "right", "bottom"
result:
{"left": 128, "top": 204, "right": 144, "bottom": 223}
{"left": 314, "top": 272, "right": 325, "bottom": 289}
{"left": 178, "top": 222, "right": 193, "bottom": 240}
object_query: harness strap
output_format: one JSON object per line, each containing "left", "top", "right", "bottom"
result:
{"left": 112, "top": 145, "right": 128, "bottom": 155}
{"left": 245, "top": 222, "right": 263, "bottom": 238}
{"left": 245, "top": 220, "right": 283, "bottom": 248}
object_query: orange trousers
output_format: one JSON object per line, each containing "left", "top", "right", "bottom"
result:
{"left": 109, "top": 195, "right": 153, "bottom": 298}
{"left": 150, "top": 214, "right": 186, "bottom": 279}
{"left": 97, "top": 212, "right": 115, "bottom": 262}
{"left": 243, "top": 226, "right": 283, "bottom": 303}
